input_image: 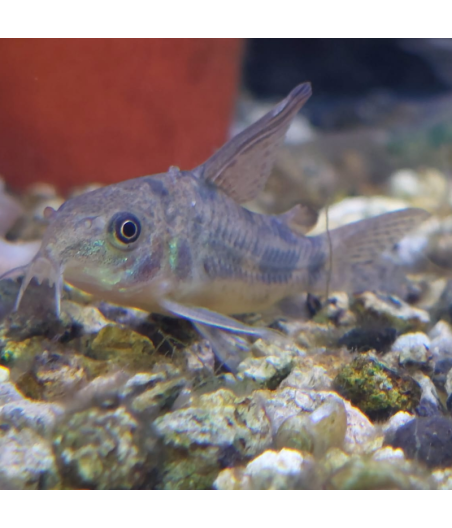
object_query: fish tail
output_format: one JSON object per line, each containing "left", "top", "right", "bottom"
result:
{"left": 307, "top": 208, "right": 430, "bottom": 296}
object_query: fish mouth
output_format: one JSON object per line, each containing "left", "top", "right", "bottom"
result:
{"left": 12, "top": 250, "right": 65, "bottom": 316}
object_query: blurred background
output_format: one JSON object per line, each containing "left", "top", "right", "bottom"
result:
{"left": 1, "top": 38, "right": 452, "bottom": 198}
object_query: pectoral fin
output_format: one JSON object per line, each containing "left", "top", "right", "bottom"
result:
{"left": 160, "top": 298, "right": 278, "bottom": 339}
{"left": 193, "top": 322, "right": 251, "bottom": 373}
{"left": 196, "top": 82, "right": 312, "bottom": 203}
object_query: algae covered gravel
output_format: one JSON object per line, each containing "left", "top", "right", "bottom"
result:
{"left": 3, "top": 201, "right": 452, "bottom": 489}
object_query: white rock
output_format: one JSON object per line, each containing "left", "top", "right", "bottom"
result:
{"left": 245, "top": 448, "right": 313, "bottom": 490}
{"left": 0, "top": 366, "right": 10, "bottom": 383}
{"left": 372, "top": 446, "right": 405, "bottom": 462}
{"left": 280, "top": 366, "right": 332, "bottom": 391}
{"left": 429, "top": 321, "right": 452, "bottom": 360}
{"left": 261, "top": 389, "right": 379, "bottom": 454}
{"left": 62, "top": 301, "right": 110, "bottom": 334}
{"left": 382, "top": 411, "right": 414, "bottom": 439}
{"left": 391, "top": 332, "right": 431, "bottom": 365}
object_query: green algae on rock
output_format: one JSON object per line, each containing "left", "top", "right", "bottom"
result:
{"left": 333, "top": 356, "right": 421, "bottom": 421}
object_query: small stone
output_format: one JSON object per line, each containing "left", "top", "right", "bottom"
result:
{"left": 429, "top": 321, "right": 452, "bottom": 360}
{"left": 0, "top": 366, "right": 9, "bottom": 383}
{"left": 261, "top": 388, "right": 379, "bottom": 454}
{"left": 338, "top": 327, "right": 397, "bottom": 353}
{"left": 321, "top": 448, "right": 350, "bottom": 475}
{"left": 412, "top": 372, "right": 443, "bottom": 416}
{"left": 431, "top": 357, "right": 452, "bottom": 391}
{"left": 354, "top": 292, "right": 430, "bottom": 332}
{"left": 432, "top": 468, "right": 452, "bottom": 490}
{"left": 53, "top": 406, "right": 148, "bottom": 489}
{"left": 130, "top": 377, "right": 186, "bottom": 416}
{"left": 89, "top": 324, "right": 155, "bottom": 361}
{"left": 236, "top": 355, "right": 293, "bottom": 389}
{"left": 0, "top": 381, "right": 25, "bottom": 405}
{"left": 214, "top": 448, "right": 316, "bottom": 490}
{"left": 342, "top": 400, "right": 380, "bottom": 455}
{"left": 372, "top": 446, "right": 405, "bottom": 462}
{"left": 392, "top": 332, "right": 431, "bottom": 367}
{"left": 275, "top": 399, "right": 347, "bottom": 457}
{"left": 333, "top": 356, "right": 421, "bottom": 421}
{"left": 276, "top": 320, "right": 337, "bottom": 349}
{"left": 386, "top": 416, "right": 452, "bottom": 468}
{"left": 280, "top": 365, "right": 332, "bottom": 391}
{"left": 0, "top": 400, "right": 64, "bottom": 436}
{"left": 154, "top": 388, "right": 272, "bottom": 489}
{"left": 244, "top": 448, "right": 315, "bottom": 490}
{"left": 213, "top": 467, "right": 249, "bottom": 490}
{"left": 62, "top": 301, "right": 110, "bottom": 334}
{"left": 327, "top": 457, "right": 429, "bottom": 490}
{"left": 251, "top": 338, "right": 305, "bottom": 359}
{"left": 31, "top": 350, "right": 88, "bottom": 400}
{"left": 382, "top": 411, "right": 415, "bottom": 444}
{"left": 0, "top": 426, "right": 60, "bottom": 489}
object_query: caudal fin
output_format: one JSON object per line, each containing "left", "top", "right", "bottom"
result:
{"left": 309, "top": 208, "right": 430, "bottom": 296}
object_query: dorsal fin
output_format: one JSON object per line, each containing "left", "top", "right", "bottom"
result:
{"left": 278, "top": 204, "right": 319, "bottom": 235}
{"left": 196, "top": 82, "right": 312, "bottom": 203}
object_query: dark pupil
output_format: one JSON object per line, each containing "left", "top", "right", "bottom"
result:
{"left": 121, "top": 221, "right": 137, "bottom": 239}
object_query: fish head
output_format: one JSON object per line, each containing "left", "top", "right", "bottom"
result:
{"left": 15, "top": 176, "right": 171, "bottom": 314}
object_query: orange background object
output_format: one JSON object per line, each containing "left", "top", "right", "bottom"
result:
{"left": 0, "top": 39, "right": 242, "bottom": 192}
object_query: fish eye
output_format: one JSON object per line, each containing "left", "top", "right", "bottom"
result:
{"left": 109, "top": 212, "right": 141, "bottom": 245}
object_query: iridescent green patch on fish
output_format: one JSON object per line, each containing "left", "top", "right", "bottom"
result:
{"left": 169, "top": 237, "right": 192, "bottom": 280}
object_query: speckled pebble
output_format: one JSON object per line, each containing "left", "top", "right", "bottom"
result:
{"left": 215, "top": 448, "right": 315, "bottom": 490}
{"left": 53, "top": 406, "right": 148, "bottom": 489}
{"left": 354, "top": 292, "right": 430, "bottom": 332}
{"left": 0, "top": 400, "right": 64, "bottom": 436}
{"left": 280, "top": 365, "right": 332, "bottom": 391}
{"left": 153, "top": 388, "right": 272, "bottom": 489}
{"left": 0, "top": 381, "right": 24, "bottom": 405}
{"left": 237, "top": 355, "right": 293, "bottom": 389}
{"left": 0, "top": 426, "right": 60, "bottom": 489}
{"left": 391, "top": 332, "right": 431, "bottom": 366}
{"left": 61, "top": 301, "right": 110, "bottom": 334}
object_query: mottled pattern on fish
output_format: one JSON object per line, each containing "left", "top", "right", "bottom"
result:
{"left": 2, "top": 82, "right": 430, "bottom": 359}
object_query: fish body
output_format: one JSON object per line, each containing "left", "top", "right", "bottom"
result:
{"left": 5, "top": 82, "right": 430, "bottom": 352}
{"left": 37, "top": 171, "right": 321, "bottom": 315}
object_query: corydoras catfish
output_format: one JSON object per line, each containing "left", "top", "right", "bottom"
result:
{"left": 4, "top": 83, "right": 429, "bottom": 368}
